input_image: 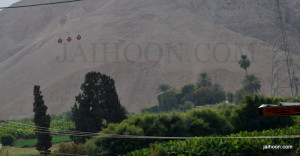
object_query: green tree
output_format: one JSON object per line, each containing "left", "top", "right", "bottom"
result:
{"left": 233, "top": 87, "right": 248, "bottom": 104}
{"left": 33, "top": 85, "right": 52, "bottom": 155}
{"left": 158, "top": 84, "right": 171, "bottom": 93}
{"left": 71, "top": 72, "right": 127, "bottom": 143}
{"left": 180, "top": 101, "right": 195, "bottom": 111}
{"left": 226, "top": 92, "right": 234, "bottom": 103}
{"left": 157, "top": 90, "right": 179, "bottom": 111}
{"left": 193, "top": 86, "right": 225, "bottom": 106}
{"left": 197, "top": 73, "right": 212, "bottom": 88}
{"left": 230, "top": 95, "right": 294, "bottom": 132}
{"left": 181, "top": 84, "right": 196, "bottom": 95}
{"left": 242, "top": 74, "right": 261, "bottom": 94}
{"left": 180, "top": 84, "right": 196, "bottom": 103}
{"left": 238, "top": 55, "right": 251, "bottom": 76}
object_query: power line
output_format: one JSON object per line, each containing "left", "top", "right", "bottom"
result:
{"left": 2, "top": 121, "right": 300, "bottom": 140}
{"left": 0, "top": 0, "right": 84, "bottom": 9}
{"left": 1, "top": 121, "right": 98, "bottom": 136}
{"left": 6, "top": 121, "right": 90, "bottom": 134}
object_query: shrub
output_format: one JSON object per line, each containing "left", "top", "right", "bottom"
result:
{"left": 233, "top": 87, "right": 247, "bottom": 104}
{"left": 86, "top": 122, "right": 148, "bottom": 156}
{"left": 53, "top": 142, "right": 87, "bottom": 156}
{"left": 85, "top": 138, "right": 99, "bottom": 156}
{"left": 88, "top": 109, "right": 233, "bottom": 155}
{"left": 128, "top": 124, "right": 300, "bottom": 156}
{"left": 193, "top": 86, "right": 226, "bottom": 106}
{"left": 187, "top": 108, "right": 233, "bottom": 135}
{"left": 157, "top": 90, "right": 179, "bottom": 111}
{"left": 180, "top": 101, "right": 195, "bottom": 111}
{"left": 1, "top": 134, "right": 15, "bottom": 146}
{"left": 230, "top": 95, "right": 294, "bottom": 132}
{"left": 215, "top": 102, "right": 237, "bottom": 117}
{"left": 150, "top": 143, "right": 169, "bottom": 156}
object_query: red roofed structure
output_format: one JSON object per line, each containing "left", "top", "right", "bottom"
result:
{"left": 259, "top": 103, "right": 300, "bottom": 116}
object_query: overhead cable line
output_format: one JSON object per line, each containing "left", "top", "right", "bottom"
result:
{"left": 2, "top": 121, "right": 300, "bottom": 140}
{"left": 0, "top": 0, "right": 84, "bottom": 9}
{"left": 6, "top": 121, "right": 94, "bottom": 135}
{"left": 1, "top": 121, "right": 97, "bottom": 136}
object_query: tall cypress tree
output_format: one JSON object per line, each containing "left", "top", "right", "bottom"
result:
{"left": 72, "top": 72, "right": 127, "bottom": 143}
{"left": 33, "top": 85, "right": 52, "bottom": 155}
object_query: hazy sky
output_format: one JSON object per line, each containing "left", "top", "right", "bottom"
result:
{"left": 0, "top": 0, "right": 21, "bottom": 7}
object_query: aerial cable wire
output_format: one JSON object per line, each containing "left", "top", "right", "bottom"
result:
{"left": 0, "top": 121, "right": 90, "bottom": 136}
{"left": 0, "top": 123, "right": 97, "bottom": 137}
{"left": 4, "top": 121, "right": 94, "bottom": 134}
{"left": 1, "top": 121, "right": 98, "bottom": 136}
{"left": 0, "top": 0, "right": 84, "bottom": 9}
{"left": 1, "top": 121, "right": 300, "bottom": 139}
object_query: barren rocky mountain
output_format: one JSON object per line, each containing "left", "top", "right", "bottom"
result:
{"left": 0, "top": 0, "right": 300, "bottom": 119}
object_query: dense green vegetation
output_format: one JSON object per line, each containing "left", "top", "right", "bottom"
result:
{"left": 230, "top": 96, "right": 294, "bottom": 132}
{"left": 0, "top": 113, "right": 74, "bottom": 140}
{"left": 82, "top": 96, "right": 296, "bottom": 155}
{"left": 1, "top": 71, "right": 298, "bottom": 156}
{"left": 143, "top": 73, "right": 228, "bottom": 113}
{"left": 128, "top": 124, "right": 300, "bottom": 156}
{"left": 1, "top": 95, "right": 298, "bottom": 155}
{"left": 14, "top": 136, "right": 71, "bottom": 148}
{"left": 85, "top": 108, "right": 233, "bottom": 155}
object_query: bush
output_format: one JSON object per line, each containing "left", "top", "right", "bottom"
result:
{"left": 157, "top": 90, "right": 179, "bottom": 111}
{"left": 230, "top": 95, "right": 294, "bottom": 132}
{"left": 97, "top": 122, "right": 146, "bottom": 155}
{"left": 53, "top": 142, "right": 87, "bottom": 156}
{"left": 88, "top": 109, "right": 233, "bottom": 155}
{"left": 128, "top": 124, "right": 300, "bottom": 156}
{"left": 233, "top": 87, "right": 247, "bottom": 104}
{"left": 187, "top": 108, "right": 233, "bottom": 135}
{"left": 85, "top": 138, "right": 99, "bottom": 156}
{"left": 180, "top": 101, "right": 195, "bottom": 111}
{"left": 150, "top": 143, "right": 169, "bottom": 156}
{"left": 1, "top": 134, "right": 15, "bottom": 146}
{"left": 193, "top": 86, "right": 226, "bottom": 106}
{"left": 215, "top": 102, "right": 237, "bottom": 117}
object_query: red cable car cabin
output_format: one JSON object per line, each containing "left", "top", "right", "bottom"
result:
{"left": 259, "top": 103, "right": 300, "bottom": 116}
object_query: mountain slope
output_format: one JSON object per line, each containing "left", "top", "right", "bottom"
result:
{"left": 0, "top": 0, "right": 299, "bottom": 119}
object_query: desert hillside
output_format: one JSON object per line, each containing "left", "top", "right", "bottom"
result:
{"left": 0, "top": 0, "right": 300, "bottom": 119}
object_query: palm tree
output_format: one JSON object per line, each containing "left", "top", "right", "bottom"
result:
{"left": 242, "top": 74, "right": 261, "bottom": 94}
{"left": 238, "top": 55, "right": 251, "bottom": 76}
{"left": 198, "top": 72, "right": 212, "bottom": 88}
{"left": 158, "top": 84, "right": 171, "bottom": 93}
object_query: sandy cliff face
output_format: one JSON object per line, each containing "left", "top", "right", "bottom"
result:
{"left": 0, "top": 0, "right": 299, "bottom": 119}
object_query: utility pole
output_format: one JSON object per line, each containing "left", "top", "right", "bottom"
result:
{"left": 271, "top": 0, "right": 295, "bottom": 97}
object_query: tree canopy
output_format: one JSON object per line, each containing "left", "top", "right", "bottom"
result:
{"left": 33, "top": 85, "right": 52, "bottom": 155}
{"left": 72, "top": 72, "right": 127, "bottom": 143}
{"left": 238, "top": 55, "right": 251, "bottom": 76}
